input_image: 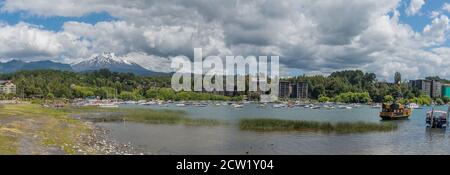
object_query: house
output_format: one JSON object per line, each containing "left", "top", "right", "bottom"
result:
{"left": 0, "top": 80, "right": 17, "bottom": 94}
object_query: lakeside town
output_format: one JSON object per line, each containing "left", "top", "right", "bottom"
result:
{"left": 1, "top": 70, "right": 450, "bottom": 109}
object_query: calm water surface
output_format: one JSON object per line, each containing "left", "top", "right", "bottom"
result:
{"left": 97, "top": 104, "right": 450, "bottom": 155}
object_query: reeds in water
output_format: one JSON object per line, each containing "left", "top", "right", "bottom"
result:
{"left": 239, "top": 118, "right": 397, "bottom": 133}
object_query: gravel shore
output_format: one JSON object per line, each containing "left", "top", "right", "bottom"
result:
{"left": 78, "top": 122, "right": 145, "bottom": 155}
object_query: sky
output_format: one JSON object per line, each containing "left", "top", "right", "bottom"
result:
{"left": 0, "top": 0, "right": 449, "bottom": 81}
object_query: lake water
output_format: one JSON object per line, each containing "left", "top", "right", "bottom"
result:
{"left": 97, "top": 104, "right": 450, "bottom": 155}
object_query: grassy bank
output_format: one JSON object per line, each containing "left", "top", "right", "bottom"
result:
{"left": 64, "top": 107, "right": 222, "bottom": 126}
{"left": 0, "top": 104, "right": 91, "bottom": 154}
{"left": 239, "top": 119, "right": 398, "bottom": 133}
{"left": 0, "top": 104, "right": 221, "bottom": 154}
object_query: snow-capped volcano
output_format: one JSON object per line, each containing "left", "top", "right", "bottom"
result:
{"left": 73, "top": 52, "right": 132, "bottom": 66}
{"left": 72, "top": 52, "right": 160, "bottom": 75}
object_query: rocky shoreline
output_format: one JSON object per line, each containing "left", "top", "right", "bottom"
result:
{"left": 78, "top": 121, "right": 145, "bottom": 155}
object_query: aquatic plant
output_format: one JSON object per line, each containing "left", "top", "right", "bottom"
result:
{"left": 239, "top": 118, "right": 397, "bottom": 133}
{"left": 69, "top": 107, "right": 222, "bottom": 126}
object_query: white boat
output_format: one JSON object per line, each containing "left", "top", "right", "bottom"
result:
{"left": 311, "top": 106, "right": 320, "bottom": 109}
{"left": 232, "top": 104, "right": 244, "bottom": 108}
{"left": 408, "top": 103, "right": 421, "bottom": 109}
{"left": 176, "top": 103, "right": 186, "bottom": 107}
{"left": 273, "top": 104, "right": 286, "bottom": 108}
{"left": 99, "top": 103, "right": 119, "bottom": 108}
{"left": 338, "top": 105, "right": 352, "bottom": 109}
{"left": 371, "top": 104, "right": 382, "bottom": 108}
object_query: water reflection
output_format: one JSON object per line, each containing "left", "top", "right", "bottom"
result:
{"left": 425, "top": 128, "right": 446, "bottom": 142}
{"left": 98, "top": 104, "right": 450, "bottom": 155}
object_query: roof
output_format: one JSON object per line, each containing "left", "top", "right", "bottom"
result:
{"left": 427, "top": 111, "right": 448, "bottom": 114}
{"left": 0, "top": 80, "right": 14, "bottom": 85}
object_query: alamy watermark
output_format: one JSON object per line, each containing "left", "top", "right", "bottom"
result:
{"left": 171, "top": 48, "right": 280, "bottom": 102}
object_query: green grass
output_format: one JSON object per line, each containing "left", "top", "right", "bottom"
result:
{"left": 239, "top": 118, "right": 398, "bottom": 133}
{"left": 63, "top": 107, "right": 222, "bottom": 126}
{"left": 0, "top": 104, "right": 92, "bottom": 154}
{"left": 0, "top": 135, "right": 17, "bottom": 154}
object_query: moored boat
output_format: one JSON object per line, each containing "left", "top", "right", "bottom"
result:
{"left": 379, "top": 103, "right": 412, "bottom": 120}
{"left": 232, "top": 104, "right": 244, "bottom": 108}
{"left": 371, "top": 103, "right": 382, "bottom": 108}
{"left": 407, "top": 103, "right": 421, "bottom": 109}
{"left": 98, "top": 103, "right": 119, "bottom": 108}
{"left": 426, "top": 107, "right": 450, "bottom": 129}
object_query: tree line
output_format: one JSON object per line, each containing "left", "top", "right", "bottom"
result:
{"left": 286, "top": 70, "right": 449, "bottom": 105}
{"left": 1, "top": 69, "right": 449, "bottom": 104}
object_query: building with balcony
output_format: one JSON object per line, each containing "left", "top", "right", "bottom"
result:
{"left": 0, "top": 80, "right": 16, "bottom": 94}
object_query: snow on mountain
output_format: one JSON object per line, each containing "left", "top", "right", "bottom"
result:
{"left": 71, "top": 52, "right": 164, "bottom": 76}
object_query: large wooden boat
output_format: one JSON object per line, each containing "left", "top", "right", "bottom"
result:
{"left": 379, "top": 103, "right": 412, "bottom": 120}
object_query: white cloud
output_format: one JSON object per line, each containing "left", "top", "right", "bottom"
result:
{"left": 443, "top": 3, "right": 450, "bottom": 13}
{"left": 0, "top": 22, "right": 89, "bottom": 60}
{"left": 0, "top": 0, "right": 450, "bottom": 81}
{"left": 422, "top": 15, "right": 450, "bottom": 46}
{"left": 124, "top": 52, "right": 174, "bottom": 73}
{"left": 406, "top": 0, "right": 426, "bottom": 16}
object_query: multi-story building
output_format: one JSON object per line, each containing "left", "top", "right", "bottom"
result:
{"left": 279, "top": 81, "right": 290, "bottom": 99}
{"left": 409, "top": 80, "right": 431, "bottom": 97}
{"left": 296, "top": 82, "right": 309, "bottom": 99}
{"left": 0, "top": 80, "right": 16, "bottom": 94}
{"left": 280, "top": 81, "right": 309, "bottom": 100}
{"left": 431, "top": 80, "right": 442, "bottom": 98}
{"left": 442, "top": 84, "right": 450, "bottom": 98}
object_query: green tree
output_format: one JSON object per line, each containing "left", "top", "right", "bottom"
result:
{"left": 394, "top": 72, "right": 401, "bottom": 84}
{"left": 442, "top": 96, "right": 450, "bottom": 104}
{"left": 145, "top": 89, "right": 158, "bottom": 99}
{"left": 383, "top": 95, "right": 394, "bottom": 103}
{"left": 318, "top": 95, "right": 331, "bottom": 103}
{"left": 435, "top": 98, "right": 444, "bottom": 105}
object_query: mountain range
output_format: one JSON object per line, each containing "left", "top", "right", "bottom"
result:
{"left": 0, "top": 52, "right": 167, "bottom": 76}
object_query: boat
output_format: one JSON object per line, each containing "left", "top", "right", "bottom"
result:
{"left": 338, "top": 105, "right": 351, "bottom": 109}
{"left": 407, "top": 103, "right": 421, "bottom": 109}
{"left": 310, "top": 106, "right": 320, "bottom": 109}
{"left": 232, "top": 104, "right": 244, "bottom": 108}
{"left": 194, "top": 103, "right": 207, "bottom": 107}
{"left": 176, "top": 103, "right": 186, "bottom": 107}
{"left": 371, "top": 104, "right": 382, "bottom": 108}
{"left": 426, "top": 107, "right": 450, "bottom": 129}
{"left": 379, "top": 103, "right": 412, "bottom": 120}
{"left": 323, "top": 105, "right": 335, "bottom": 110}
{"left": 98, "top": 103, "right": 119, "bottom": 108}
{"left": 139, "top": 101, "right": 156, "bottom": 105}
{"left": 273, "top": 104, "right": 285, "bottom": 108}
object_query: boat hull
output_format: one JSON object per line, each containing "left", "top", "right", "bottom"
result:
{"left": 379, "top": 114, "right": 410, "bottom": 120}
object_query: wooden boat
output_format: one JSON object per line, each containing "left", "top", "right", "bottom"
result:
{"left": 379, "top": 103, "right": 412, "bottom": 120}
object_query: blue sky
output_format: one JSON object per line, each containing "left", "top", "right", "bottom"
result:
{"left": 0, "top": 6, "right": 115, "bottom": 32}
{"left": 397, "top": 0, "right": 450, "bottom": 47}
